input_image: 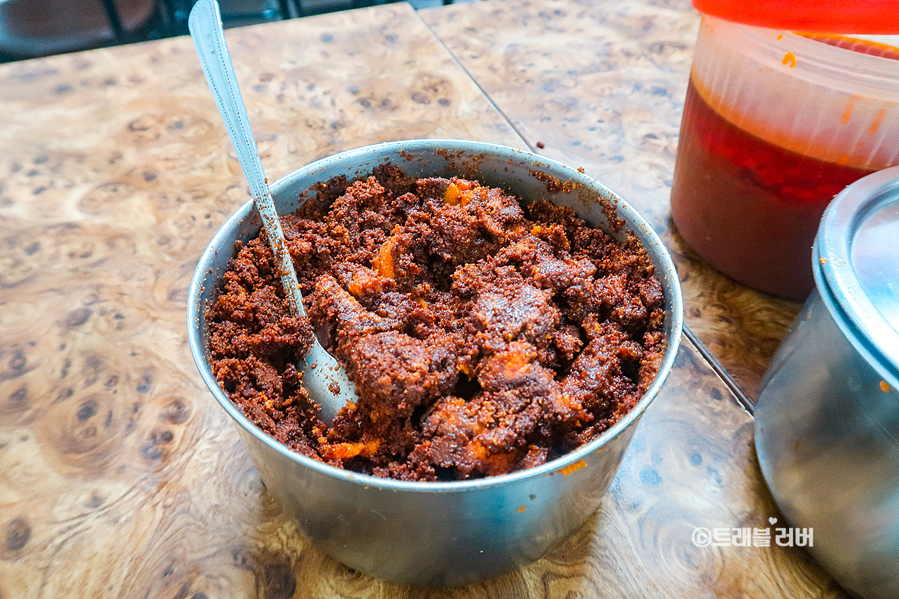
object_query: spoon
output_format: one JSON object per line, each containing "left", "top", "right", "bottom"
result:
{"left": 189, "top": 0, "right": 356, "bottom": 423}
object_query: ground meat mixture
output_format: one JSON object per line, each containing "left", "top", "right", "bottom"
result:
{"left": 206, "top": 164, "right": 666, "bottom": 481}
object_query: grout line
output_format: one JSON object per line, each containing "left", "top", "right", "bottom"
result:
{"left": 415, "top": 9, "right": 537, "bottom": 153}
{"left": 683, "top": 324, "right": 756, "bottom": 415}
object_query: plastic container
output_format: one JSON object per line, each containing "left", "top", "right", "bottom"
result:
{"left": 669, "top": 16, "right": 899, "bottom": 300}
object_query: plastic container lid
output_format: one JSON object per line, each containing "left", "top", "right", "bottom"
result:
{"left": 816, "top": 165, "right": 899, "bottom": 374}
{"left": 692, "top": 0, "right": 899, "bottom": 34}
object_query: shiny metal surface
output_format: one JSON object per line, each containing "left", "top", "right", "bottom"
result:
{"left": 755, "top": 168, "right": 899, "bottom": 599}
{"left": 817, "top": 165, "right": 899, "bottom": 375}
{"left": 187, "top": 139, "right": 684, "bottom": 586}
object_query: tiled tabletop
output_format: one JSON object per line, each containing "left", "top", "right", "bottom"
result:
{"left": 0, "top": 1, "right": 842, "bottom": 597}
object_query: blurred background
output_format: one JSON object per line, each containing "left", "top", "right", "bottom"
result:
{"left": 0, "top": 0, "right": 461, "bottom": 62}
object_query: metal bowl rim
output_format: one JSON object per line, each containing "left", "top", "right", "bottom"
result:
{"left": 812, "top": 244, "right": 899, "bottom": 389}
{"left": 817, "top": 165, "right": 899, "bottom": 375}
{"left": 187, "top": 139, "right": 684, "bottom": 493}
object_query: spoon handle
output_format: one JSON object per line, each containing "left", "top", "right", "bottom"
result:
{"left": 188, "top": 0, "right": 265, "bottom": 199}
{"left": 189, "top": 0, "right": 358, "bottom": 422}
{"left": 188, "top": 0, "right": 307, "bottom": 317}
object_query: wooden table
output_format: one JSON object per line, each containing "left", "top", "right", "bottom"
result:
{"left": 0, "top": 0, "right": 843, "bottom": 596}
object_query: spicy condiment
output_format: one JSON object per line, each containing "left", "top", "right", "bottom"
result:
{"left": 206, "top": 166, "right": 667, "bottom": 481}
{"left": 670, "top": 77, "right": 878, "bottom": 300}
{"left": 671, "top": 32, "right": 899, "bottom": 301}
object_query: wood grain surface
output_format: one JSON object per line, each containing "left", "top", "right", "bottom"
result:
{"left": 0, "top": 2, "right": 843, "bottom": 597}
{"left": 422, "top": 0, "right": 803, "bottom": 402}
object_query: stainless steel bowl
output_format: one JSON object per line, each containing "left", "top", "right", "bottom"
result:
{"left": 187, "top": 140, "right": 684, "bottom": 586}
{"left": 755, "top": 166, "right": 899, "bottom": 599}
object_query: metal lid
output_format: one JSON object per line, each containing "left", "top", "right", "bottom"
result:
{"left": 816, "top": 165, "right": 899, "bottom": 373}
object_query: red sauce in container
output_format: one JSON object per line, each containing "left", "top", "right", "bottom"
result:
{"left": 671, "top": 78, "right": 878, "bottom": 300}
{"left": 670, "top": 33, "right": 899, "bottom": 300}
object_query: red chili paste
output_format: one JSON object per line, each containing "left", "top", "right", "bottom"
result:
{"left": 207, "top": 165, "right": 666, "bottom": 481}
